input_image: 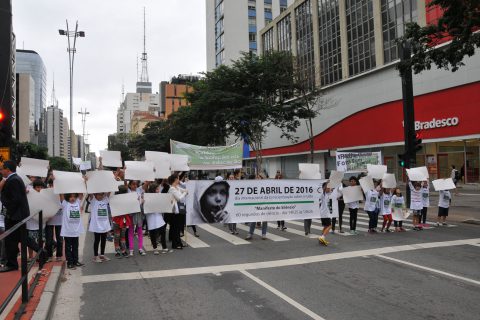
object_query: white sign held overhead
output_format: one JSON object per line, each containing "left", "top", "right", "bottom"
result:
{"left": 406, "top": 166, "right": 429, "bottom": 181}
{"left": 145, "top": 151, "right": 172, "bottom": 178}
{"left": 327, "top": 170, "right": 344, "bottom": 188}
{"left": 20, "top": 157, "right": 49, "bottom": 178}
{"left": 99, "top": 150, "right": 122, "bottom": 168}
{"left": 16, "top": 167, "right": 32, "bottom": 186}
{"left": 367, "top": 164, "right": 387, "bottom": 180}
{"left": 109, "top": 192, "right": 141, "bottom": 217}
{"left": 342, "top": 186, "right": 364, "bottom": 203}
{"left": 143, "top": 193, "right": 174, "bottom": 214}
{"left": 124, "top": 161, "right": 155, "bottom": 181}
{"left": 359, "top": 176, "right": 375, "bottom": 193}
{"left": 170, "top": 154, "right": 190, "bottom": 172}
{"left": 52, "top": 170, "right": 87, "bottom": 194}
{"left": 299, "top": 163, "right": 322, "bottom": 179}
{"left": 86, "top": 170, "right": 119, "bottom": 193}
{"left": 382, "top": 173, "right": 397, "bottom": 188}
{"left": 432, "top": 178, "right": 456, "bottom": 191}
{"left": 27, "top": 188, "right": 62, "bottom": 221}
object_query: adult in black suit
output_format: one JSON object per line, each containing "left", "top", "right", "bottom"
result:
{"left": 0, "top": 160, "right": 31, "bottom": 272}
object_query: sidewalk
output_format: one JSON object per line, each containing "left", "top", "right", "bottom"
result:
{"left": 0, "top": 260, "right": 64, "bottom": 320}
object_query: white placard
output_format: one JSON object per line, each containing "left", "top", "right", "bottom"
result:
{"left": 145, "top": 152, "right": 172, "bottom": 178}
{"left": 15, "top": 167, "right": 32, "bottom": 186}
{"left": 100, "top": 150, "right": 122, "bottom": 168}
{"left": 359, "top": 176, "right": 375, "bottom": 193}
{"left": 143, "top": 193, "right": 174, "bottom": 214}
{"left": 72, "top": 157, "right": 82, "bottom": 166}
{"left": 124, "top": 161, "right": 155, "bottom": 181}
{"left": 382, "top": 173, "right": 397, "bottom": 188}
{"left": 109, "top": 192, "right": 141, "bottom": 217}
{"left": 327, "top": 170, "right": 344, "bottom": 188}
{"left": 79, "top": 161, "right": 92, "bottom": 171}
{"left": 342, "top": 186, "right": 364, "bottom": 203}
{"left": 170, "top": 154, "right": 190, "bottom": 172}
{"left": 299, "top": 163, "right": 322, "bottom": 179}
{"left": 52, "top": 170, "right": 87, "bottom": 194}
{"left": 20, "top": 157, "right": 49, "bottom": 178}
{"left": 27, "top": 188, "right": 61, "bottom": 220}
{"left": 432, "top": 178, "right": 456, "bottom": 191}
{"left": 406, "top": 166, "right": 429, "bottom": 181}
{"left": 86, "top": 170, "right": 120, "bottom": 193}
{"left": 367, "top": 164, "right": 387, "bottom": 180}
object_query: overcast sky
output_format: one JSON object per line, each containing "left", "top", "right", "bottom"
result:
{"left": 12, "top": 0, "right": 206, "bottom": 154}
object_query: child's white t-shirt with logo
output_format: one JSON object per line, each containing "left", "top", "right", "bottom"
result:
{"left": 381, "top": 193, "right": 392, "bottom": 215}
{"left": 438, "top": 190, "right": 451, "bottom": 208}
{"left": 60, "top": 199, "right": 84, "bottom": 237}
{"left": 364, "top": 190, "right": 379, "bottom": 212}
{"left": 88, "top": 197, "right": 112, "bottom": 233}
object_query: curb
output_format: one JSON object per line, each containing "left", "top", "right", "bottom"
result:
{"left": 31, "top": 262, "right": 65, "bottom": 320}
{"left": 463, "top": 219, "right": 480, "bottom": 225}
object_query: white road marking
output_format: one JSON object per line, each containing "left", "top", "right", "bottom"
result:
{"left": 181, "top": 231, "right": 210, "bottom": 248}
{"left": 241, "top": 270, "right": 326, "bottom": 320}
{"left": 469, "top": 243, "right": 480, "bottom": 248}
{"left": 197, "top": 224, "right": 250, "bottom": 245}
{"left": 267, "top": 223, "right": 319, "bottom": 239}
{"left": 81, "top": 238, "right": 480, "bottom": 284}
{"left": 236, "top": 224, "right": 289, "bottom": 241}
{"left": 376, "top": 254, "right": 480, "bottom": 286}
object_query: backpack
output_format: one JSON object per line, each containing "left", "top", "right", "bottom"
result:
{"left": 454, "top": 169, "right": 460, "bottom": 180}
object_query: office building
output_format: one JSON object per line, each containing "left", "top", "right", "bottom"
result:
{"left": 206, "top": 0, "right": 294, "bottom": 71}
{"left": 15, "top": 73, "right": 35, "bottom": 142}
{"left": 252, "top": 0, "right": 479, "bottom": 182}
{"left": 45, "top": 105, "right": 67, "bottom": 158}
{"left": 159, "top": 74, "right": 201, "bottom": 118}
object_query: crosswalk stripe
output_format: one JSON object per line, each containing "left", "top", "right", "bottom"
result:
{"left": 352, "top": 211, "right": 456, "bottom": 227}
{"left": 181, "top": 231, "right": 210, "bottom": 248}
{"left": 235, "top": 223, "right": 289, "bottom": 241}
{"left": 197, "top": 224, "right": 250, "bottom": 245}
{"left": 266, "top": 223, "right": 320, "bottom": 238}
{"left": 287, "top": 220, "right": 356, "bottom": 236}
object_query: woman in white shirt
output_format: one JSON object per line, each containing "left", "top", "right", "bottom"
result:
{"left": 168, "top": 174, "right": 188, "bottom": 249}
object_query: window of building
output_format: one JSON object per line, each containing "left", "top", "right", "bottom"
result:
{"left": 345, "top": 0, "right": 376, "bottom": 76}
{"left": 265, "top": 7, "right": 273, "bottom": 24}
{"left": 248, "top": 5, "right": 256, "bottom": 17}
{"left": 295, "top": 0, "right": 316, "bottom": 90}
{"left": 381, "top": 0, "right": 418, "bottom": 63}
{"left": 215, "top": 33, "right": 224, "bottom": 52}
{"left": 262, "top": 28, "right": 274, "bottom": 54}
{"left": 277, "top": 14, "right": 292, "bottom": 52}
{"left": 249, "top": 32, "right": 257, "bottom": 42}
{"left": 215, "top": 1, "right": 224, "bottom": 21}
{"left": 318, "top": 0, "right": 342, "bottom": 86}
{"left": 216, "top": 49, "right": 225, "bottom": 67}
{"left": 215, "top": 18, "right": 224, "bottom": 36}
{"left": 280, "top": 0, "right": 288, "bottom": 12}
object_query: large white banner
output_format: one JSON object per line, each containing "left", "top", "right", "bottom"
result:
{"left": 336, "top": 152, "right": 382, "bottom": 172}
{"left": 186, "top": 179, "right": 324, "bottom": 225}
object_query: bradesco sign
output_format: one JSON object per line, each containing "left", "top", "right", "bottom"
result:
{"left": 402, "top": 117, "right": 460, "bottom": 131}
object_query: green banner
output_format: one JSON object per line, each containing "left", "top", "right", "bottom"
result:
{"left": 170, "top": 140, "right": 243, "bottom": 170}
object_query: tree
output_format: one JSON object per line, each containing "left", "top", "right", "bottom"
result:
{"left": 11, "top": 141, "right": 48, "bottom": 163}
{"left": 188, "top": 51, "right": 300, "bottom": 174}
{"left": 399, "top": 0, "right": 480, "bottom": 74}
{"left": 48, "top": 156, "right": 72, "bottom": 171}
{"left": 107, "top": 133, "right": 135, "bottom": 162}
{"left": 291, "top": 58, "right": 336, "bottom": 163}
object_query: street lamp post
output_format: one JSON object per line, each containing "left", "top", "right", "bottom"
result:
{"left": 58, "top": 20, "right": 85, "bottom": 165}
{"left": 78, "top": 108, "right": 89, "bottom": 161}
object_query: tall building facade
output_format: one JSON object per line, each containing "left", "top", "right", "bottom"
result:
{"left": 45, "top": 105, "right": 67, "bottom": 158}
{"left": 15, "top": 73, "right": 35, "bottom": 142}
{"left": 250, "top": 0, "right": 480, "bottom": 182}
{"left": 15, "top": 50, "right": 47, "bottom": 135}
{"left": 206, "top": 0, "right": 295, "bottom": 71}
{"left": 159, "top": 74, "right": 201, "bottom": 118}
{"left": 116, "top": 91, "right": 160, "bottom": 134}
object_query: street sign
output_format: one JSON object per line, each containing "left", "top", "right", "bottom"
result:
{"left": 0, "top": 146, "right": 10, "bottom": 164}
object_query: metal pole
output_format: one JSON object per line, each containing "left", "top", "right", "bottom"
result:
{"left": 38, "top": 211, "right": 44, "bottom": 269}
{"left": 399, "top": 40, "right": 415, "bottom": 205}
{"left": 20, "top": 225, "right": 28, "bottom": 304}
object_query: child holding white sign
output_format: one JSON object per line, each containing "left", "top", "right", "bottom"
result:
{"left": 60, "top": 193, "right": 85, "bottom": 270}
{"left": 408, "top": 181, "right": 424, "bottom": 231}
{"left": 363, "top": 181, "right": 381, "bottom": 233}
{"left": 380, "top": 188, "right": 393, "bottom": 232}
{"left": 88, "top": 192, "right": 112, "bottom": 263}
{"left": 390, "top": 188, "right": 406, "bottom": 232}
{"left": 436, "top": 190, "right": 451, "bottom": 226}
{"left": 145, "top": 183, "right": 170, "bottom": 255}
{"left": 318, "top": 182, "right": 332, "bottom": 246}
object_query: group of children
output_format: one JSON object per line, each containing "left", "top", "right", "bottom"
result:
{"left": 316, "top": 175, "right": 453, "bottom": 246}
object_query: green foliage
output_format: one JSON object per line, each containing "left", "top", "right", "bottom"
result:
{"left": 107, "top": 133, "right": 135, "bottom": 161}
{"left": 48, "top": 156, "right": 72, "bottom": 171}
{"left": 11, "top": 141, "right": 49, "bottom": 163}
{"left": 399, "top": 0, "right": 480, "bottom": 74}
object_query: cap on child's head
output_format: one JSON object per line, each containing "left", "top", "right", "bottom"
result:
{"left": 215, "top": 176, "right": 224, "bottom": 182}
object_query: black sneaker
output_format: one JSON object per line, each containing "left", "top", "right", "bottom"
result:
{"left": 115, "top": 252, "right": 122, "bottom": 259}
{"left": 75, "top": 262, "right": 85, "bottom": 267}
{"left": 122, "top": 252, "right": 129, "bottom": 258}
{"left": 67, "top": 264, "right": 76, "bottom": 270}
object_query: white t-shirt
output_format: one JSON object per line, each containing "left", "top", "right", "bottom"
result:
{"left": 319, "top": 192, "right": 332, "bottom": 219}
{"left": 381, "top": 193, "right": 392, "bottom": 215}
{"left": 364, "top": 190, "right": 379, "bottom": 212}
{"left": 391, "top": 195, "right": 405, "bottom": 221}
{"left": 438, "top": 190, "right": 451, "bottom": 208}
{"left": 328, "top": 188, "right": 341, "bottom": 218}
{"left": 347, "top": 201, "right": 359, "bottom": 209}
{"left": 0, "top": 200, "right": 4, "bottom": 228}
{"left": 60, "top": 199, "right": 85, "bottom": 237}
{"left": 88, "top": 197, "right": 112, "bottom": 233}
{"left": 408, "top": 182, "right": 423, "bottom": 210}
{"left": 145, "top": 212, "right": 166, "bottom": 230}
{"left": 421, "top": 185, "right": 430, "bottom": 207}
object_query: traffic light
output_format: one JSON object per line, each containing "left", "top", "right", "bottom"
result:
{"left": 398, "top": 153, "right": 406, "bottom": 167}
{"left": 0, "top": 107, "right": 12, "bottom": 147}
{"left": 414, "top": 131, "right": 423, "bottom": 153}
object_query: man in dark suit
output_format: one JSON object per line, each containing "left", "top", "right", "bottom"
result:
{"left": 0, "top": 160, "right": 31, "bottom": 272}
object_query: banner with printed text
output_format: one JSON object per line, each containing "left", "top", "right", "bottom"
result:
{"left": 335, "top": 151, "right": 382, "bottom": 172}
{"left": 170, "top": 140, "right": 243, "bottom": 170}
{"left": 186, "top": 179, "right": 324, "bottom": 225}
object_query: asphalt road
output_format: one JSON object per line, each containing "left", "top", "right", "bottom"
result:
{"left": 51, "top": 207, "right": 480, "bottom": 320}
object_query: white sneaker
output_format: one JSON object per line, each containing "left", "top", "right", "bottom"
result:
{"left": 435, "top": 222, "right": 440, "bottom": 227}
{"left": 139, "top": 249, "right": 146, "bottom": 256}
{"left": 153, "top": 250, "right": 160, "bottom": 255}
{"left": 99, "top": 255, "right": 110, "bottom": 262}
{"left": 129, "top": 250, "right": 134, "bottom": 256}
{"left": 92, "top": 256, "right": 102, "bottom": 263}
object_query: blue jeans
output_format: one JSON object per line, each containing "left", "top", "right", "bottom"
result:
{"left": 366, "top": 210, "right": 379, "bottom": 229}
{"left": 249, "top": 222, "right": 267, "bottom": 236}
